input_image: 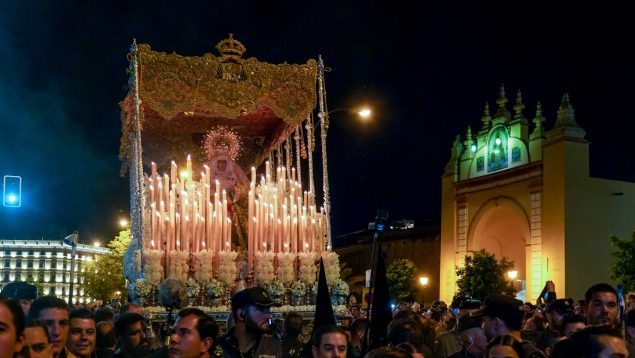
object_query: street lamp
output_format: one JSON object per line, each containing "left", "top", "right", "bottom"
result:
{"left": 119, "top": 218, "right": 129, "bottom": 228}
{"left": 63, "top": 232, "right": 78, "bottom": 308}
{"left": 419, "top": 276, "right": 429, "bottom": 305}
{"left": 326, "top": 107, "right": 372, "bottom": 120}
{"left": 507, "top": 270, "right": 518, "bottom": 280}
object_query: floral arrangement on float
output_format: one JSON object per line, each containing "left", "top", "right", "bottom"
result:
{"left": 321, "top": 251, "right": 341, "bottom": 283}
{"left": 263, "top": 279, "right": 286, "bottom": 300}
{"left": 143, "top": 250, "right": 164, "bottom": 285}
{"left": 192, "top": 250, "right": 214, "bottom": 283}
{"left": 206, "top": 279, "right": 227, "bottom": 304}
{"left": 168, "top": 251, "right": 189, "bottom": 282}
{"left": 298, "top": 252, "right": 317, "bottom": 283}
{"left": 289, "top": 280, "right": 306, "bottom": 306}
{"left": 254, "top": 251, "right": 276, "bottom": 284}
{"left": 185, "top": 278, "right": 201, "bottom": 300}
{"left": 276, "top": 252, "right": 297, "bottom": 286}
{"left": 217, "top": 250, "right": 238, "bottom": 286}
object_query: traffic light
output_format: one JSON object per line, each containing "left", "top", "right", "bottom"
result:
{"left": 3, "top": 175, "right": 22, "bottom": 208}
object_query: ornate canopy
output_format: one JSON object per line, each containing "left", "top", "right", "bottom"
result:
{"left": 120, "top": 35, "right": 318, "bottom": 173}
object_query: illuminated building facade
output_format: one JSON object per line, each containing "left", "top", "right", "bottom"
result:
{"left": 440, "top": 87, "right": 635, "bottom": 302}
{"left": 0, "top": 239, "right": 110, "bottom": 304}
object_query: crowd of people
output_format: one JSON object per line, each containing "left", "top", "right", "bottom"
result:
{"left": 1, "top": 281, "right": 635, "bottom": 358}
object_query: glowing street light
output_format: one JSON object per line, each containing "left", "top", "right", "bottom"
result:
{"left": 119, "top": 219, "right": 129, "bottom": 228}
{"left": 93, "top": 241, "right": 101, "bottom": 247}
{"left": 507, "top": 270, "right": 518, "bottom": 280}
{"left": 357, "top": 108, "right": 372, "bottom": 119}
{"left": 419, "top": 276, "right": 429, "bottom": 306}
{"left": 325, "top": 107, "right": 373, "bottom": 121}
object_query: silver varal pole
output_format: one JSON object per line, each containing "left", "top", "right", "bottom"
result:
{"left": 317, "top": 56, "right": 332, "bottom": 248}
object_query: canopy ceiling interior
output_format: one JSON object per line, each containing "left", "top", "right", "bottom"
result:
{"left": 120, "top": 36, "right": 318, "bottom": 173}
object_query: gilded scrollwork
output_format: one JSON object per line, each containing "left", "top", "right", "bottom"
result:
{"left": 136, "top": 43, "right": 317, "bottom": 124}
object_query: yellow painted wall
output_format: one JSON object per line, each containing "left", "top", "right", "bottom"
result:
{"left": 440, "top": 173, "right": 457, "bottom": 302}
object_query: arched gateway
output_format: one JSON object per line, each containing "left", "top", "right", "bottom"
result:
{"left": 439, "top": 86, "right": 635, "bottom": 303}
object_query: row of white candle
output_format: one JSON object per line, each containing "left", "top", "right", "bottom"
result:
{"left": 146, "top": 155, "right": 231, "bottom": 257}
{"left": 247, "top": 161, "right": 326, "bottom": 269}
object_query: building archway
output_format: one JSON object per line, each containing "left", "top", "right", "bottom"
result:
{"left": 468, "top": 198, "right": 529, "bottom": 288}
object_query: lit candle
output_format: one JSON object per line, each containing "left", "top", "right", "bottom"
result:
{"left": 171, "top": 161, "right": 177, "bottom": 183}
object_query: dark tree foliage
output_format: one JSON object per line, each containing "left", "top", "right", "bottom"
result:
{"left": 609, "top": 233, "right": 635, "bottom": 292}
{"left": 386, "top": 258, "right": 417, "bottom": 303}
{"left": 455, "top": 249, "right": 516, "bottom": 301}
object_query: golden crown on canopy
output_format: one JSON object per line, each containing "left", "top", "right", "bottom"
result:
{"left": 215, "top": 33, "right": 246, "bottom": 58}
{"left": 204, "top": 126, "right": 241, "bottom": 161}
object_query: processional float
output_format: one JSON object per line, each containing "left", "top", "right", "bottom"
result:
{"left": 119, "top": 35, "right": 348, "bottom": 312}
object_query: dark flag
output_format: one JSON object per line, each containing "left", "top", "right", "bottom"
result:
{"left": 369, "top": 245, "right": 391, "bottom": 349}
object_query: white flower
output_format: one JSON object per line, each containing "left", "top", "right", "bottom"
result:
{"left": 218, "top": 251, "right": 238, "bottom": 286}
{"left": 298, "top": 252, "right": 317, "bottom": 283}
{"left": 331, "top": 279, "right": 349, "bottom": 296}
{"left": 167, "top": 250, "right": 189, "bottom": 282}
{"left": 254, "top": 252, "right": 276, "bottom": 284}
{"left": 143, "top": 250, "right": 165, "bottom": 285}
{"left": 321, "top": 251, "right": 341, "bottom": 284}
{"left": 276, "top": 253, "right": 296, "bottom": 285}
{"left": 290, "top": 281, "right": 306, "bottom": 297}
{"left": 264, "top": 280, "right": 285, "bottom": 297}
{"left": 135, "top": 279, "right": 155, "bottom": 298}
{"left": 206, "top": 280, "right": 226, "bottom": 299}
{"left": 185, "top": 277, "right": 201, "bottom": 298}
{"left": 193, "top": 250, "right": 214, "bottom": 284}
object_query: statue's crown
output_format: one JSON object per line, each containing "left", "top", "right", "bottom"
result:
{"left": 215, "top": 34, "right": 246, "bottom": 58}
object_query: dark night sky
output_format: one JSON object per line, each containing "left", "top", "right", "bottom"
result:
{"left": 1, "top": 1, "right": 634, "bottom": 245}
